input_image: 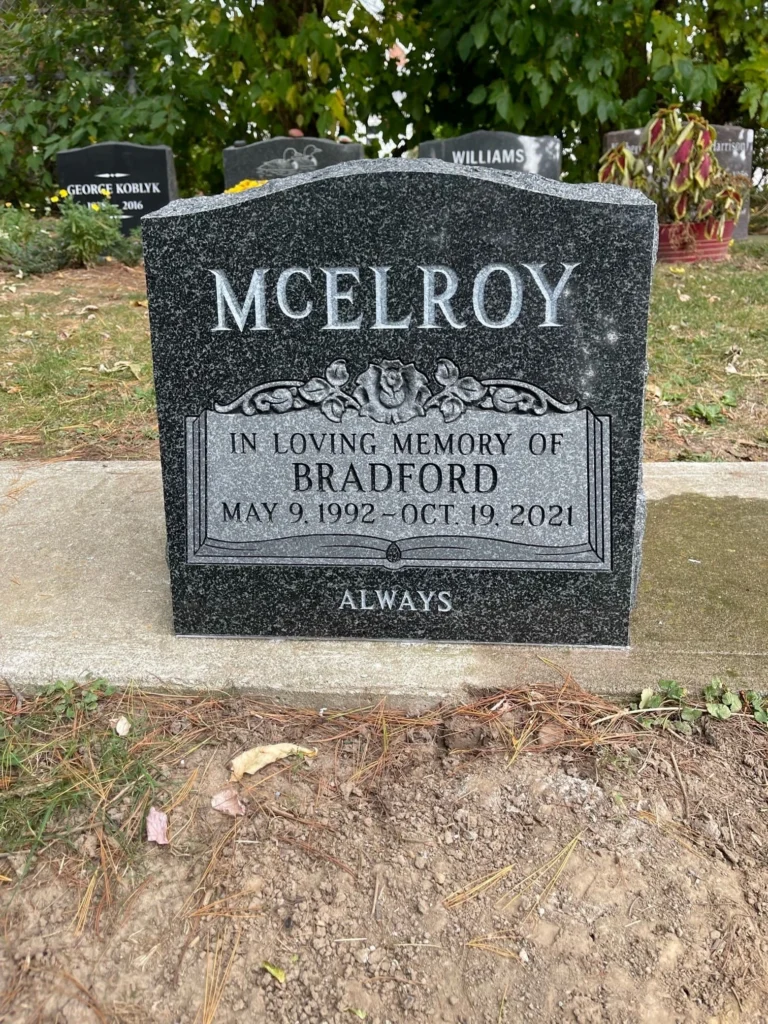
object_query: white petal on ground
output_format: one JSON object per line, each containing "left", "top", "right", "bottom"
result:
{"left": 146, "top": 806, "right": 169, "bottom": 845}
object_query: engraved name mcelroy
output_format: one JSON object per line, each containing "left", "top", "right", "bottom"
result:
{"left": 209, "top": 263, "right": 579, "bottom": 331}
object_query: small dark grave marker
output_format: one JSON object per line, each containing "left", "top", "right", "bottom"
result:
{"left": 56, "top": 141, "right": 177, "bottom": 235}
{"left": 142, "top": 161, "right": 656, "bottom": 645}
{"left": 223, "top": 137, "right": 364, "bottom": 188}
{"left": 419, "top": 130, "right": 562, "bottom": 180}
{"left": 603, "top": 126, "right": 754, "bottom": 239}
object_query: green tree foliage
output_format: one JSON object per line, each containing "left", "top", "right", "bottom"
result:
{"left": 0, "top": 0, "right": 402, "bottom": 204}
{"left": 388, "top": 0, "right": 768, "bottom": 179}
{"left": 1, "top": 0, "right": 766, "bottom": 202}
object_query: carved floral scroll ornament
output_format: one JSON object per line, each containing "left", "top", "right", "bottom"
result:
{"left": 214, "top": 358, "right": 578, "bottom": 424}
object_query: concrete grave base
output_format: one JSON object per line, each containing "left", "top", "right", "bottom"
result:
{"left": 1, "top": 461, "right": 766, "bottom": 707}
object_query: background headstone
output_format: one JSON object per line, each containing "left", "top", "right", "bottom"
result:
{"left": 56, "top": 141, "right": 177, "bottom": 235}
{"left": 142, "top": 161, "right": 656, "bottom": 645}
{"left": 603, "top": 126, "right": 754, "bottom": 238}
{"left": 223, "top": 137, "right": 364, "bottom": 188}
{"left": 418, "top": 130, "right": 562, "bottom": 179}
{"left": 603, "top": 128, "right": 643, "bottom": 158}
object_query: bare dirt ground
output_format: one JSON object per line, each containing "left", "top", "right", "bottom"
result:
{"left": 2, "top": 683, "right": 768, "bottom": 1024}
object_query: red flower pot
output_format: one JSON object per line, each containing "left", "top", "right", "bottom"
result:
{"left": 657, "top": 220, "right": 735, "bottom": 263}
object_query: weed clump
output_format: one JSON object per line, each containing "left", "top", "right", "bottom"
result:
{"left": 0, "top": 191, "right": 142, "bottom": 274}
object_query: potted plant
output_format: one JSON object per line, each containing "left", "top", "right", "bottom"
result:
{"left": 599, "top": 108, "right": 749, "bottom": 263}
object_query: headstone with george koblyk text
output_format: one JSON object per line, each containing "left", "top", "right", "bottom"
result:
{"left": 142, "top": 160, "right": 656, "bottom": 645}
{"left": 56, "top": 141, "right": 178, "bottom": 235}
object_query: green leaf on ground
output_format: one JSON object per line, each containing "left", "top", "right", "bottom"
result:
{"left": 262, "top": 961, "right": 286, "bottom": 985}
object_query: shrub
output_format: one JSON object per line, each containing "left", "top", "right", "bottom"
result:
{"left": 107, "top": 227, "right": 144, "bottom": 267}
{"left": 0, "top": 192, "right": 144, "bottom": 274}
{"left": 55, "top": 193, "right": 123, "bottom": 267}
{"left": 750, "top": 184, "right": 768, "bottom": 235}
{"left": 599, "top": 108, "right": 750, "bottom": 239}
{"left": 0, "top": 203, "right": 64, "bottom": 274}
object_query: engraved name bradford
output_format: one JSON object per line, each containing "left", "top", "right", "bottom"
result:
{"left": 186, "top": 357, "right": 611, "bottom": 571}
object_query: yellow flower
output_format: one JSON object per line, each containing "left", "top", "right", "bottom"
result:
{"left": 58, "top": 189, "right": 68, "bottom": 197}
{"left": 99, "top": 188, "right": 109, "bottom": 197}
{"left": 4, "top": 202, "right": 11, "bottom": 207}
{"left": 50, "top": 196, "right": 59, "bottom": 203}
{"left": 224, "top": 178, "right": 269, "bottom": 194}
{"left": 90, "top": 203, "right": 99, "bottom": 211}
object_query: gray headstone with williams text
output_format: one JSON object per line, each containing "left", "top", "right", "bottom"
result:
{"left": 56, "top": 141, "right": 177, "bottom": 235}
{"left": 419, "top": 130, "right": 562, "bottom": 180}
{"left": 603, "top": 126, "right": 754, "bottom": 238}
{"left": 142, "top": 160, "right": 656, "bottom": 645}
{"left": 223, "top": 137, "right": 364, "bottom": 188}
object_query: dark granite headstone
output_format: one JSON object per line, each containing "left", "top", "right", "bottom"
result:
{"left": 419, "top": 131, "right": 562, "bottom": 180}
{"left": 604, "top": 126, "right": 754, "bottom": 239}
{"left": 56, "top": 142, "right": 177, "bottom": 235}
{"left": 223, "top": 137, "right": 364, "bottom": 188}
{"left": 142, "top": 160, "right": 656, "bottom": 645}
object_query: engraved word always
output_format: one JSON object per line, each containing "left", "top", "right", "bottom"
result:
{"left": 209, "top": 263, "right": 580, "bottom": 333}
{"left": 339, "top": 588, "right": 453, "bottom": 612}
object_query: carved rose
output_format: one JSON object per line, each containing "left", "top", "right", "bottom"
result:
{"left": 353, "top": 360, "right": 431, "bottom": 424}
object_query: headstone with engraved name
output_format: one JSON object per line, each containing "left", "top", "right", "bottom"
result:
{"left": 603, "top": 126, "right": 754, "bottom": 238}
{"left": 419, "top": 130, "right": 562, "bottom": 180}
{"left": 142, "top": 160, "right": 656, "bottom": 645}
{"left": 56, "top": 141, "right": 177, "bottom": 235}
{"left": 223, "top": 137, "right": 364, "bottom": 188}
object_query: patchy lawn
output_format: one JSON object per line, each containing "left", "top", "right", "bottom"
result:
{"left": 0, "top": 263, "right": 155, "bottom": 459}
{"left": 645, "top": 236, "right": 768, "bottom": 461}
{"left": 1, "top": 240, "right": 768, "bottom": 460}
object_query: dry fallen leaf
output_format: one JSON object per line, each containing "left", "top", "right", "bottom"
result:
{"left": 95, "top": 360, "right": 143, "bottom": 379}
{"left": 678, "top": 292, "right": 691, "bottom": 302}
{"left": 112, "top": 715, "right": 131, "bottom": 737}
{"left": 537, "top": 721, "right": 567, "bottom": 747}
{"left": 230, "top": 743, "right": 317, "bottom": 781}
{"left": 211, "top": 787, "right": 247, "bottom": 817}
{"left": 75, "top": 304, "right": 99, "bottom": 315}
{"left": 146, "top": 806, "right": 169, "bottom": 845}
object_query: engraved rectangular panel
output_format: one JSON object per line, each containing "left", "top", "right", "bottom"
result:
{"left": 186, "top": 398, "right": 611, "bottom": 571}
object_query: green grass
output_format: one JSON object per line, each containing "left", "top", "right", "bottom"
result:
{"left": 0, "top": 681, "right": 161, "bottom": 866}
{"left": 645, "top": 236, "right": 768, "bottom": 460}
{"left": 1, "top": 240, "right": 767, "bottom": 460}
{"left": 0, "top": 264, "right": 156, "bottom": 458}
